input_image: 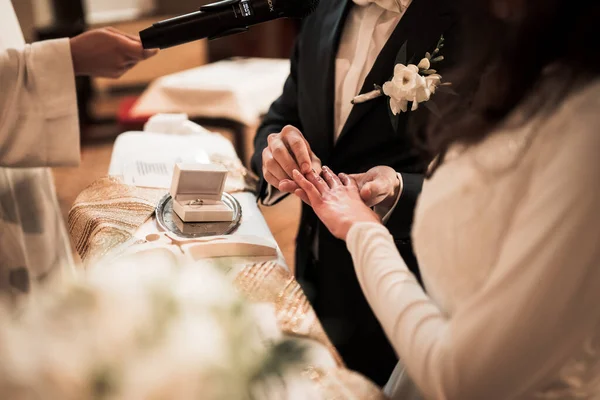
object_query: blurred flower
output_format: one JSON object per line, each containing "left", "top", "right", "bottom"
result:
{"left": 0, "top": 258, "right": 306, "bottom": 400}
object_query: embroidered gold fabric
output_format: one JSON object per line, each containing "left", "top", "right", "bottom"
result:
{"left": 234, "top": 261, "right": 345, "bottom": 367}
{"left": 303, "top": 366, "right": 389, "bottom": 400}
{"left": 68, "top": 177, "right": 166, "bottom": 266}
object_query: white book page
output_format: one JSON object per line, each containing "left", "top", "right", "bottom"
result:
{"left": 123, "top": 152, "right": 210, "bottom": 189}
{"left": 123, "top": 160, "right": 176, "bottom": 188}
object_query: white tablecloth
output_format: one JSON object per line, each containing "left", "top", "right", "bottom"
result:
{"left": 131, "top": 58, "right": 290, "bottom": 126}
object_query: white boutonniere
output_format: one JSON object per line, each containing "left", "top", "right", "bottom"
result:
{"left": 352, "top": 36, "right": 453, "bottom": 128}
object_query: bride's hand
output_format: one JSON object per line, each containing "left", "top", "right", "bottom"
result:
{"left": 290, "top": 166, "right": 381, "bottom": 241}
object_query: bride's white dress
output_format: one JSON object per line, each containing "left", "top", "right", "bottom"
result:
{"left": 346, "top": 78, "right": 600, "bottom": 399}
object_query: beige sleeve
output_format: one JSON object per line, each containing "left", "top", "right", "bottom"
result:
{"left": 346, "top": 90, "right": 600, "bottom": 399}
{"left": 0, "top": 39, "right": 80, "bottom": 168}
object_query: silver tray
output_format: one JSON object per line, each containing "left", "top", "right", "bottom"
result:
{"left": 155, "top": 192, "right": 242, "bottom": 238}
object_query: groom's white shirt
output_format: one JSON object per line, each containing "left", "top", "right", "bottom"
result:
{"left": 265, "top": 0, "right": 413, "bottom": 219}
{"left": 335, "top": 0, "right": 411, "bottom": 140}
{"left": 0, "top": 0, "right": 78, "bottom": 297}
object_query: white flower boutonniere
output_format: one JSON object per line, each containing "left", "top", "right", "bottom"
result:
{"left": 352, "top": 36, "right": 453, "bottom": 123}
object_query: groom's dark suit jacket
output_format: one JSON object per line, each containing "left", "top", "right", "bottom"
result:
{"left": 251, "top": 0, "right": 457, "bottom": 385}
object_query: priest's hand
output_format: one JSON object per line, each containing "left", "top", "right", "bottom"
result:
{"left": 290, "top": 166, "right": 381, "bottom": 241}
{"left": 70, "top": 28, "right": 158, "bottom": 79}
{"left": 262, "top": 125, "right": 321, "bottom": 190}
{"left": 347, "top": 166, "right": 401, "bottom": 208}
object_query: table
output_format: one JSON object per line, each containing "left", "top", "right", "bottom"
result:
{"left": 128, "top": 58, "right": 290, "bottom": 165}
{"left": 68, "top": 127, "right": 386, "bottom": 399}
{"left": 107, "top": 130, "right": 287, "bottom": 269}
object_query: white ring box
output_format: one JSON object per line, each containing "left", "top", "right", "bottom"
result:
{"left": 170, "top": 163, "right": 234, "bottom": 222}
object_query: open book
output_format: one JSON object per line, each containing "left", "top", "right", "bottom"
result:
{"left": 123, "top": 154, "right": 209, "bottom": 189}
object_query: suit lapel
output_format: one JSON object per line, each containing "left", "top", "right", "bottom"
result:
{"left": 312, "top": 0, "right": 351, "bottom": 161}
{"left": 336, "top": 0, "right": 453, "bottom": 144}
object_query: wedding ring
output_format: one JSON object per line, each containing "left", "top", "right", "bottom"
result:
{"left": 187, "top": 199, "right": 204, "bottom": 206}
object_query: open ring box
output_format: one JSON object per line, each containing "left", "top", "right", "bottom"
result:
{"left": 170, "top": 163, "right": 235, "bottom": 222}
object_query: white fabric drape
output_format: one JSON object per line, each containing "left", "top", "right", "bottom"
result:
{"left": 0, "top": 0, "right": 79, "bottom": 299}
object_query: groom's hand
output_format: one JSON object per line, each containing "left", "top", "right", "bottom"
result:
{"left": 262, "top": 125, "right": 321, "bottom": 190}
{"left": 347, "top": 166, "right": 401, "bottom": 208}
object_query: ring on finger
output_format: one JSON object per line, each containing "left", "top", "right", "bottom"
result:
{"left": 322, "top": 166, "right": 335, "bottom": 179}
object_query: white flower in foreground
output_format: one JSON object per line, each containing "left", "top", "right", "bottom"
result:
{"left": 0, "top": 258, "right": 306, "bottom": 399}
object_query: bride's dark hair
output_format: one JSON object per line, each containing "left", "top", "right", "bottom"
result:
{"left": 423, "top": 0, "right": 600, "bottom": 175}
